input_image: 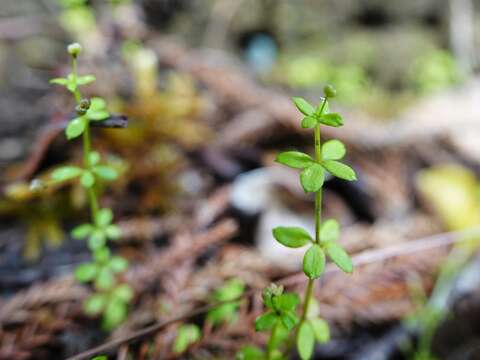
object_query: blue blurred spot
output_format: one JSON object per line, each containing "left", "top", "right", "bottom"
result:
{"left": 244, "top": 34, "right": 278, "bottom": 75}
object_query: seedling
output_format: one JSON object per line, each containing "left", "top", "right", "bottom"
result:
{"left": 50, "top": 43, "right": 132, "bottom": 329}
{"left": 243, "top": 85, "right": 356, "bottom": 360}
{"left": 207, "top": 278, "right": 245, "bottom": 326}
{"left": 173, "top": 323, "right": 202, "bottom": 354}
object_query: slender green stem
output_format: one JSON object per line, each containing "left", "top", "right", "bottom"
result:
{"left": 267, "top": 322, "right": 278, "bottom": 360}
{"left": 72, "top": 57, "right": 81, "bottom": 103}
{"left": 314, "top": 124, "right": 322, "bottom": 243}
{"left": 300, "top": 278, "right": 314, "bottom": 322}
{"left": 83, "top": 123, "right": 99, "bottom": 220}
{"left": 71, "top": 56, "right": 99, "bottom": 222}
{"left": 300, "top": 97, "right": 328, "bottom": 323}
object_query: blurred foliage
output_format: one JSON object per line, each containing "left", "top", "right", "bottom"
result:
{"left": 173, "top": 323, "right": 201, "bottom": 354}
{"left": 0, "top": 179, "right": 70, "bottom": 260}
{"left": 412, "top": 165, "right": 480, "bottom": 359}
{"left": 207, "top": 278, "right": 245, "bottom": 326}
{"left": 416, "top": 165, "right": 480, "bottom": 231}
{"left": 102, "top": 44, "right": 211, "bottom": 212}
{"left": 273, "top": 56, "right": 371, "bottom": 105}
{"left": 408, "top": 50, "right": 461, "bottom": 94}
{"left": 0, "top": 155, "right": 127, "bottom": 260}
{"left": 58, "top": 0, "right": 96, "bottom": 36}
{"left": 267, "top": 25, "right": 461, "bottom": 118}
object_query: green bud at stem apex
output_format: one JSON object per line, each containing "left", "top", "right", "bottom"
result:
{"left": 68, "top": 42, "right": 82, "bottom": 58}
{"left": 323, "top": 84, "right": 337, "bottom": 99}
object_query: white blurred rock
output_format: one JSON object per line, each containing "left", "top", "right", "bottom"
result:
{"left": 231, "top": 167, "right": 314, "bottom": 269}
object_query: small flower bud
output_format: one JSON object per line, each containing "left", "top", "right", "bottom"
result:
{"left": 76, "top": 98, "right": 91, "bottom": 115}
{"left": 323, "top": 84, "right": 337, "bottom": 98}
{"left": 68, "top": 43, "right": 82, "bottom": 58}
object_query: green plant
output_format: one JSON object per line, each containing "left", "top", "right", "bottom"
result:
{"left": 207, "top": 278, "right": 245, "bottom": 326}
{"left": 57, "top": 0, "right": 96, "bottom": 37}
{"left": 173, "top": 323, "right": 202, "bottom": 354}
{"left": 50, "top": 43, "right": 132, "bottom": 329}
{"left": 242, "top": 85, "right": 356, "bottom": 360}
{"left": 405, "top": 165, "right": 480, "bottom": 359}
{"left": 408, "top": 50, "right": 461, "bottom": 94}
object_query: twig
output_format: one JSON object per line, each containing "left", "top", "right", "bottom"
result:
{"left": 67, "top": 227, "right": 480, "bottom": 360}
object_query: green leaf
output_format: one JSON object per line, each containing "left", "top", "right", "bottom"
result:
{"left": 319, "top": 113, "right": 343, "bottom": 127}
{"left": 300, "top": 164, "right": 325, "bottom": 192}
{"left": 280, "top": 310, "right": 298, "bottom": 331}
{"left": 310, "top": 318, "right": 330, "bottom": 344}
{"left": 88, "top": 230, "right": 106, "bottom": 250}
{"left": 208, "top": 279, "right": 245, "bottom": 325}
{"left": 272, "top": 293, "right": 300, "bottom": 312}
{"left": 292, "top": 97, "right": 315, "bottom": 116}
{"left": 325, "top": 242, "right": 353, "bottom": 273}
{"left": 207, "top": 303, "right": 239, "bottom": 325}
{"left": 263, "top": 292, "right": 273, "bottom": 309}
{"left": 297, "top": 321, "right": 315, "bottom": 360}
{"left": 109, "top": 256, "right": 128, "bottom": 273}
{"left": 71, "top": 223, "right": 94, "bottom": 239}
{"left": 262, "top": 284, "right": 283, "bottom": 309}
{"left": 93, "top": 247, "right": 111, "bottom": 263}
{"left": 215, "top": 278, "right": 245, "bottom": 301}
{"left": 80, "top": 170, "right": 95, "bottom": 188}
{"left": 93, "top": 165, "right": 118, "bottom": 181}
{"left": 306, "top": 298, "right": 320, "bottom": 319}
{"left": 255, "top": 311, "right": 278, "bottom": 331}
{"left": 89, "top": 151, "right": 100, "bottom": 166}
{"left": 276, "top": 151, "right": 315, "bottom": 169}
{"left": 74, "top": 262, "right": 98, "bottom": 282}
{"left": 303, "top": 245, "right": 325, "bottom": 279}
{"left": 105, "top": 224, "right": 121, "bottom": 240}
{"left": 87, "top": 97, "right": 109, "bottom": 121}
{"left": 84, "top": 293, "right": 107, "bottom": 315}
{"left": 96, "top": 208, "right": 113, "bottom": 227}
{"left": 66, "top": 74, "right": 77, "bottom": 92}
{"left": 272, "top": 227, "right": 312, "bottom": 248}
{"left": 323, "top": 161, "right": 356, "bottom": 181}
{"left": 66, "top": 117, "right": 86, "bottom": 139}
{"left": 322, "top": 140, "right": 346, "bottom": 160}
{"left": 269, "top": 322, "right": 290, "bottom": 352}
{"left": 90, "top": 97, "right": 106, "bottom": 110}
{"left": 77, "top": 74, "right": 96, "bottom": 85}
{"left": 112, "top": 284, "right": 134, "bottom": 302}
{"left": 52, "top": 166, "right": 82, "bottom": 181}
{"left": 95, "top": 268, "right": 115, "bottom": 290}
{"left": 301, "top": 116, "right": 317, "bottom": 129}
{"left": 87, "top": 110, "right": 110, "bottom": 121}
{"left": 320, "top": 219, "right": 339, "bottom": 243}
{"left": 173, "top": 324, "right": 201, "bottom": 354}
{"left": 236, "top": 346, "right": 265, "bottom": 360}
{"left": 102, "top": 298, "right": 127, "bottom": 329}
{"left": 50, "top": 77, "right": 68, "bottom": 86}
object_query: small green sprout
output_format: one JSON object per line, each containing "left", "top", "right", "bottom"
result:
{"left": 207, "top": 278, "right": 245, "bottom": 326}
{"left": 50, "top": 43, "right": 132, "bottom": 329}
{"left": 242, "top": 85, "right": 356, "bottom": 360}
{"left": 173, "top": 324, "right": 201, "bottom": 354}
